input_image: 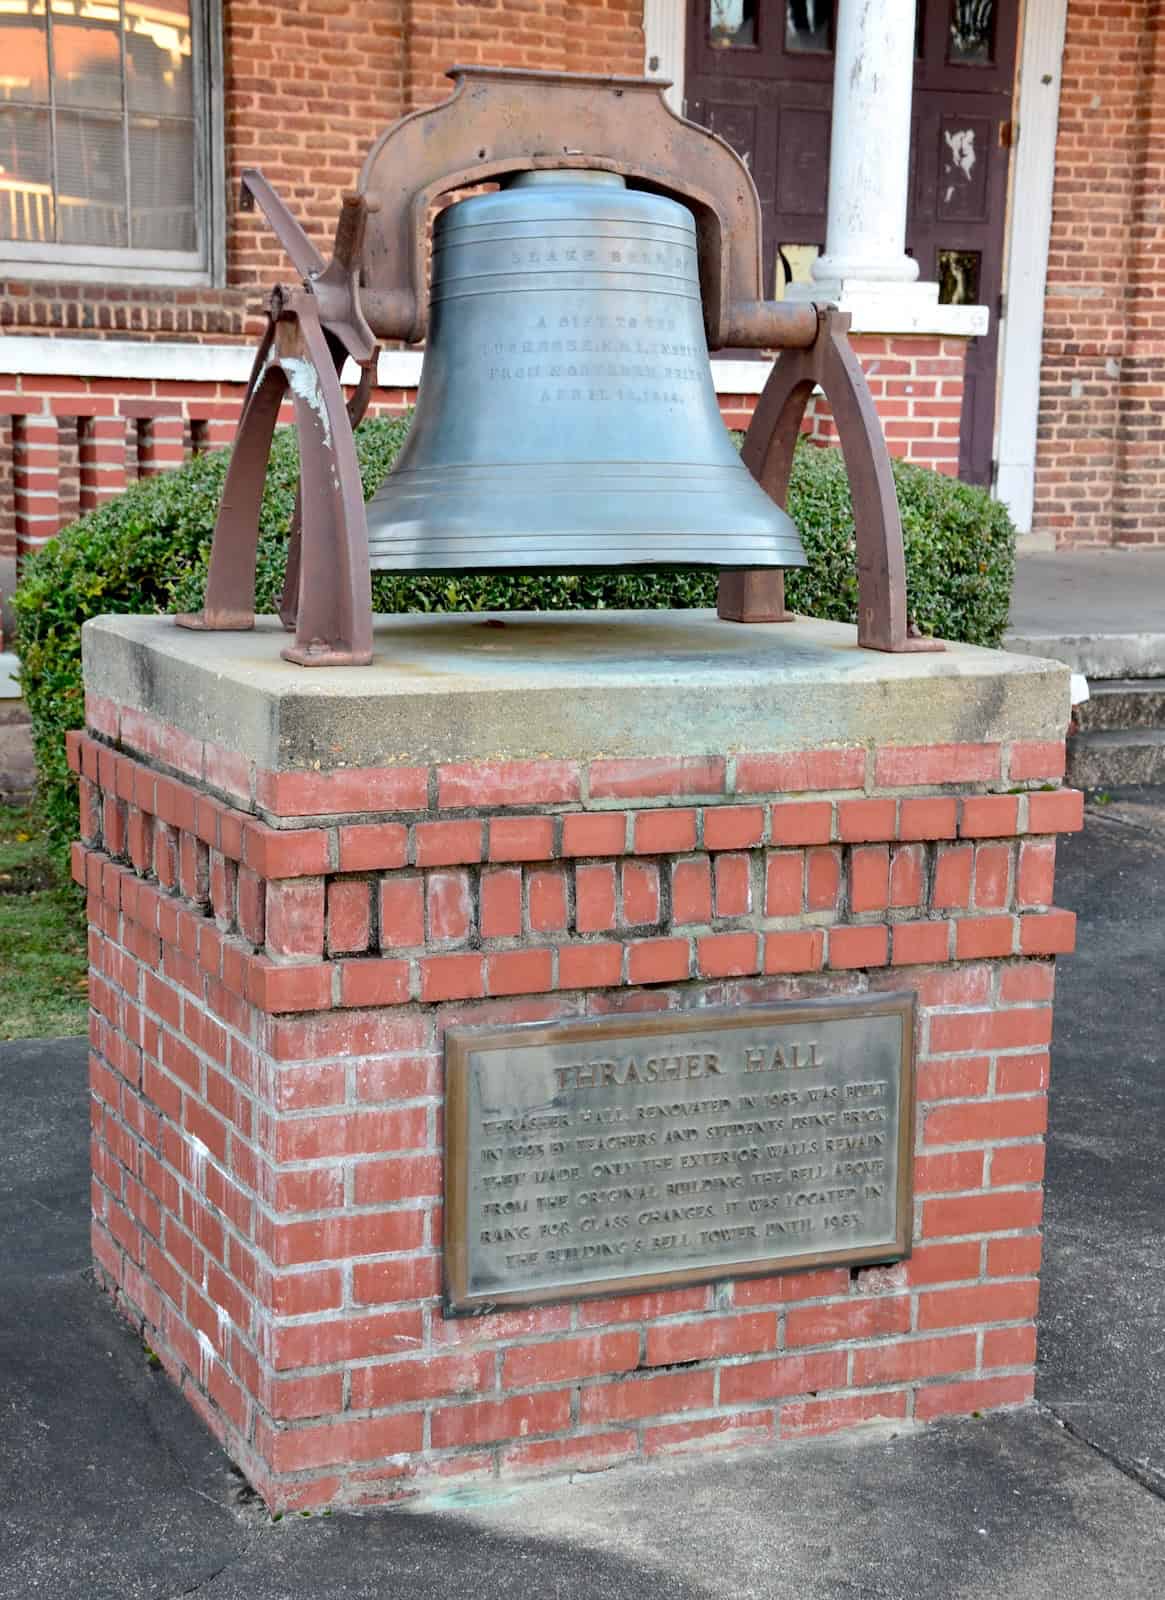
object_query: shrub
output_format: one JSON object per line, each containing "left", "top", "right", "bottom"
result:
{"left": 14, "top": 414, "right": 1014, "bottom": 867}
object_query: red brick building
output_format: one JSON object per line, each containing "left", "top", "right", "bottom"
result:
{"left": 0, "top": 0, "right": 1161, "bottom": 637}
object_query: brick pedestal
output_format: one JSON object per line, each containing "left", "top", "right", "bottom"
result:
{"left": 75, "top": 612, "right": 1079, "bottom": 1512}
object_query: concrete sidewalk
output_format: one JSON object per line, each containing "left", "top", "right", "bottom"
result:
{"left": 1005, "top": 549, "right": 1165, "bottom": 678}
{"left": 2, "top": 789, "right": 1164, "bottom": 1599}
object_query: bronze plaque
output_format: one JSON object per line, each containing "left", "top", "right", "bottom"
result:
{"left": 444, "top": 995, "right": 915, "bottom": 1313}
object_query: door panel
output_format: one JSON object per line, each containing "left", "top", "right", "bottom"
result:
{"left": 685, "top": 0, "right": 1018, "bottom": 486}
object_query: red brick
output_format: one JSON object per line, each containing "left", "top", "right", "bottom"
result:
{"left": 801, "top": 847, "right": 838, "bottom": 912}
{"left": 838, "top": 799, "right": 897, "bottom": 843}
{"left": 246, "top": 959, "right": 332, "bottom": 1014}
{"left": 236, "top": 866, "right": 264, "bottom": 946}
{"left": 256, "top": 765, "right": 428, "bottom": 817}
{"left": 923, "top": 1190, "right": 1044, "bottom": 1239}
{"left": 339, "top": 958, "right": 411, "bottom": 1008}
{"left": 785, "top": 1296, "right": 910, "bottom": 1347}
{"left": 559, "top": 942, "right": 623, "bottom": 989}
{"left": 672, "top": 858, "right": 712, "bottom": 924}
{"left": 275, "top": 1105, "right": 426, "bottom": 1162}
{"left": 590, "top": 756, "right": 725, "bottom": 799}
{"left": 983, "top": 1324, "right": 1039, "bottom": 1368}
{"left": 853, "top": 1333, "right": 977, "bottom": 1386}
{"left": 480, "top": 866, "right": 522, "bottom": 937}
{"left": 714, "top": 852, "right": 752, "bottom": 917}
{"left": 561, "top": 812, "right": 627, "bottom": 856}
{"left": 886, "top": 843, "right": 923, "bottom": 908}
{"left": 1009, "top": 741, "right": 1066, "bottom": 782}
{"left": 915, "top": 1056, "right": 991, "bottom": 1101}
{"left": 528, "top": 868, "right": 568, "bottom": 932}
{"left": 621, "top": 860, "right": 661, "bottom": 925}
{"left": 828, "top": 924, "right": 888, "bottom": 969}
{"left": 918, "top": 1280, "right": 1040, "bottom": 1331}
{"left": 929, "top": 1007, "right": 1053, "bottom": 1054}
{"left": 955, "top": 915, "right": 1016, "bottom": 960}
{"left": 337, "top": 823, "right": 408, "bottom": 872}
{"left": 781, "top": 1390, "right": 908, "bottom": 1438}
{"left": 574, "top": 863, "right": 617, "bottom": 932}
{"left": 995, "top": 1050, "right": 1051, "bottom": 1093}
{"left": 925, "top": 1096, "right": 1047, "bottom": 1145}
{"left": 628, "top": 938, "right": 690, "bottom": 984}
{"left": 991, "top": 1143, "right": 1046, "bottom": 1185}
{"left": 502, "top": 1432, "right": 638, "bottom": 1474}
{"left": 875, "top": 743, "right": 1000, "bottom": 786}
{"left": 1019, "top": 910, "right": 1077, "bottom": 955}
{"left": 352, "top": 1256, "right": 441, "bottom": 1305}
{"left": 719, "top": 1350, "right": 846, "bottom": 1404}
{"left": 987, "top": 1235, "right": 1043, "bottom": 1279}
{"left": 763, "top": 928, "right": 825, "bottom": 973}
{"left": 850, "top": 844, "right": 890, "bottom": 911}
{"left": 699, "top": 931, "right": 760, "bottom": 976}
{"left": 576, "top": 1286, "right": 712, "bottom": 1325}
{"left": 431, "top": 1391, "right": 571, "bottom": 1449}
{"left": 905, "top": 1241, "right": 983, "bottom": 1286}
{"left": 327, "top": 879, "right": 371, "bottom": 954}
{"left": 352, "top": 1155, "right": 442, "bottom": 1206}
{"left": 267, "top": 1413, "right": 424, "bottom": 1472}
{"left": 264, "top": 1373, "right": 346, "bottom": 1422}
{"left": 1016, "top": 839, "right": 1056, "bottom": 908}
{"left": 487, "top": 948, "right": 554, "bottom": 996}
{"left": 915, "top": 1149, "right": 986, "bottom": 1193}
{"left": 350, "top": 1351, "right": 492, "bottom": 1409}
{"left": 973, "top": 844, "right": 1012, "bottom": 910}
{"left": 489, "top": 815, "right": 555, "bottom": 862}
{"left": 427, "top": 870, "right": 473, "bottom": 942}
{"left": 765, "top": 851, "right": 803, "bottom": 915}
{"left": 438, "top": 760, "right": 579, "bottom": 808}
{"left": 960, "top": 795, "right": 1020, "bottom": 838}
{"left": 1026, "top": 790, "right": 1083, "bottom": 835}
{"left": 890, "top": 920, "right": 949, "bottom": 966}
{"left": 270, "top": 1208, "right": 427, "bottom": 1271}
{"left": 633, "top": 809, "right": 697, "bottom": 854}
{"left": 379, "top": 876, "right": 425, "bottom": 949}
{"left": 243, "top": 825, "right": 329, "bottom": 880}
{"left": 899, "top": 796, "right": 959, "bottom": 840}
{"left": 420, "top": 953, "right": 485, "bottom": 1002}
{"left": 703, "top": 805, "right": 765, "bottom": 850}
{"left": 645, "top": 1313, "right": 776, "bottom": 1366}
{"left": 579, "top": 1369, "right": 715, "bottom": 1424}
{"left": 414, "top": 819, "right": 483, "bottom": 867}
{"left": 733, "top": 749, "right": 864, "bottom": 793}
{"left": 732, "top": 1268, "right": 851, "bottom": 1306}
{"left": 932, "top": 845, "right": 973, "bottom": 909}
{"left": 504, "top": 1332, "right": 640, "bottom": 1387}
{"left": 769, "top": 802, "right": 833, "bottom": 846}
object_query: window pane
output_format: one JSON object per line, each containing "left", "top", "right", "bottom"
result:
{"left": 55, "top": 106, "right": 127, "bottom": 244}
{"left": 53, "top": 11, "right": 124, "bottom": 111}
{"left": 126, "top": 0, "right": 193, "bottom": 117}
{"left": 130, "top": 111, "right": 194, "bottom": 248}
{"left": 949, "top": 0, "right": 994, "bottom": 65}
{"left": 709, "top": 0, "right": 756, "bottom": 49}
{"left": 0, "top": 7, "right": 50, "bottom": 105}
{"left": 938, "top": 248, "right": 980, "bottom": 305}
{"left": 0, "top": 104, "right": 54, "bottom": 240}
{"left": 786, "top": 0, "right": 831, "bottom": 54}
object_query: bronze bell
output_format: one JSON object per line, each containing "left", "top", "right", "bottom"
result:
{"left": 364, "top": 171, "right": 807, "bottom": 574}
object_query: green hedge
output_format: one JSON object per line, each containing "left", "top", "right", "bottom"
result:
{"left": 14, "top": 415, "right": 1015, "bottom": 868}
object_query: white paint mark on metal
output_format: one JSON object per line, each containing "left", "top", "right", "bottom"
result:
{"left": 283, "top": 356, "right": 332, "bottom": 449}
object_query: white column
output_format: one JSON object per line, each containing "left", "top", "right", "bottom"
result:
{"left": 795, "top": 0, "right": 922, "bottom": 302}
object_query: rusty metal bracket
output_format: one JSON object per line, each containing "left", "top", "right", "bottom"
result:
{"left": 177, "top": 179, "right": 377, "bottom": 664}
{"left": 718, "top": 309, "right": 945, "bottom": 654}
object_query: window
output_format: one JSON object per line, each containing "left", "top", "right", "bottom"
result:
{"left": 0, "top": 0, "right": 221, "bottom": 280}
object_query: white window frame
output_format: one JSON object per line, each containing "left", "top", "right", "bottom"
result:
{"left": 0, "top": 0, "right": 225, "bottom": 286}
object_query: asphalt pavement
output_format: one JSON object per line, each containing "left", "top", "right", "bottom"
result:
{"left": 1, "top": 787, "right": 1163, "bottom": 1599}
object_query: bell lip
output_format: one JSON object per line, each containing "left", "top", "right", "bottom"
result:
{"left": 367, "top": 558, "right": 809, "bottom": 576}
{"left": 505, "top": 170, "right": 628, "bottom": 190}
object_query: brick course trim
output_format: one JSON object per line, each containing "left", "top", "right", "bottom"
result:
{"left": 76, "top": 716, "right": 1080, "bottom": 1511}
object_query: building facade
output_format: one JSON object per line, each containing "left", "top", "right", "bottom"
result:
{"left": 0, "top": 0, "right": 1161, "bottom": 629}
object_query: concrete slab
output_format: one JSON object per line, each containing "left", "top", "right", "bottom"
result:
{"left": 82, "top": 611, "right": 1070, "bottom": 772}
{"left": 1005, "top": 550, "right": 1165, "bottom": 678}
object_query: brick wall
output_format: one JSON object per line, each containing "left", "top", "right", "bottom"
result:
{"left": 0, "top": 331, "right": 969, "bottom": 568}
{"left": 1034, "top": 0, "right": 1165, "bottom": 545}
{"left": 73, "top": 703, "right": 1079, "bottom": 1511}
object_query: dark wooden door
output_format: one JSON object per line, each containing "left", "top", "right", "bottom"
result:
{"left": 686, "top": 0, "right": 1017, "bottom": 485}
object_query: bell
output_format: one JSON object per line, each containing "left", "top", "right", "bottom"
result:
{"left": 364, "top": 171, "right": 807, "bottom": 574}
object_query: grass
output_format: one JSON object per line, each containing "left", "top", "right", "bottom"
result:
{"left": 0, "top": 804, "right": 89, "bottom": 1041}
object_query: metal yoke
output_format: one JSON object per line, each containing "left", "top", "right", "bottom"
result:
{"left": 177, "top": 65, "right": 942, "bottom": 665}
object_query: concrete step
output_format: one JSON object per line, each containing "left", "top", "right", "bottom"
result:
{"left": 1076, "top": 679, "right": 1165, "bottom": 731}
{"left": 1067, "top": 727, "right": 1165, "bottom": 789}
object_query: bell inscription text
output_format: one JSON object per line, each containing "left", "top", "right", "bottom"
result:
{"left": 443, "top": 996, "right": 915, "bottom": 1313}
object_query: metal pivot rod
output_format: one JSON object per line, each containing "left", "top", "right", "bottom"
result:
{"left": 717, "top": 309, "right": 944, "bottom": 654}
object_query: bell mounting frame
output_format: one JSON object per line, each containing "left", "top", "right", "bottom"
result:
{"left": 178, "top": 65, "right": 942, "bottom": 665}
